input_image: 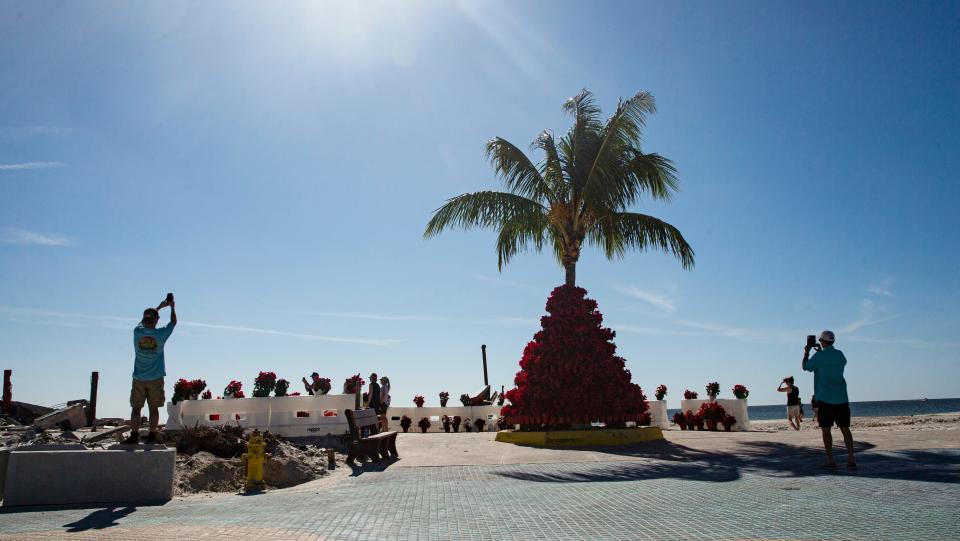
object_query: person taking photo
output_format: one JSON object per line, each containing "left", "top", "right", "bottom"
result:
{"left": 802, "top": 330, "right": 856, "bottom": 470}
{"left": 777, "top": 376, "right": 802, "bottom": 430}
{"left": 123, "top": 293, "right": 176, "bottom": 444}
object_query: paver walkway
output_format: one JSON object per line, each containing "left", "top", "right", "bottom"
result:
{"left": 2, "top": 437, "right": 958, "bottom": 540}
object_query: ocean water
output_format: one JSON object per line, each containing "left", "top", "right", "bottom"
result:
{"left": 667, "top": 397, "right": 960, "bottom": 422}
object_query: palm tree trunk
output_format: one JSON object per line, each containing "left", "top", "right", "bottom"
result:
{"left": 564, "top": 262, "right": 576, "bottom": 287}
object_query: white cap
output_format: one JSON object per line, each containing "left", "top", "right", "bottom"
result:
{"left": 819, "top": 330, "right": 836, "bottom": 342}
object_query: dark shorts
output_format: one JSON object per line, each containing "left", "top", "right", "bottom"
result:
{"left": 817, "top": 402, "right": 850, "bottom": 428}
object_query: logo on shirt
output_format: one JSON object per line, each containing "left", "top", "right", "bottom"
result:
{"left": 138, "top": 336, "right": 158, "bottom": 352}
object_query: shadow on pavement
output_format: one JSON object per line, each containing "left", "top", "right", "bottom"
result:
{"left": 349, "top": 457, "right": 400, "bottom": 477}
{"left": 492, "top": 440, "right": 960, "bottom": 485}
{"left": 62, "top": 506, "right": 136, "bottom": 532}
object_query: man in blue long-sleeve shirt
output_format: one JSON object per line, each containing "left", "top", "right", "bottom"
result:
{"left": 803, "top": 330, "right": 856, "bottom": 470}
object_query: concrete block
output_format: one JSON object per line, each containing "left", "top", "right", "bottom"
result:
{"left": 3, "top": 444, "right": 175, "bottom": 506}
{"left": 81, "top": 426, "right": 131, "bottom": 444}
{"left": 0, "top": 447, "right": 9, "bottom": 502}
{"left": 33, "top": 403, "right": 86, "bottom": 430}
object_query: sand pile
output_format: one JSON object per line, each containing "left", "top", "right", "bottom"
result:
{"left": 168, "top": 425, "right": 332, "bottom": 495}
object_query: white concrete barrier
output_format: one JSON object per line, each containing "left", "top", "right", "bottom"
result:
{"left": 648, "top": 400, "right": 669, "bottom": 429}
{"left": 386, "top": 405, "right": 502, "bottom": 432}
{"left": 167, "top": 394, "right": 356, "bottom": 438}
{"left": 679, "top": 398, "right": 750, "bottom": 431}
{"left": 3, "top": 444, "right": 175, "bottom": 506}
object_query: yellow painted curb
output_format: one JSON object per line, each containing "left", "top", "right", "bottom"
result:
{"left": 495, "top": 426, "right": 663, "bottom": 447}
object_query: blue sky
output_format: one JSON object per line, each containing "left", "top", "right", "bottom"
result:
{"left": 2, "top": 1, "right": 958, "bottom": 417}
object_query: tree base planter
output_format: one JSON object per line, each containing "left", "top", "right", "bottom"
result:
{"left": 679, "top": 398, "right": 750, "bottom": 431}
{"left": 495, "top": 426, "right": 663, "bottom": 447}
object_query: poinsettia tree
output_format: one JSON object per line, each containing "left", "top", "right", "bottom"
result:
{"left": 500, "top": 285, "right": 648, "bottom": 428}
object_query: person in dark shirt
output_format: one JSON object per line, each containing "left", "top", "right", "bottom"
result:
{"left": 368, "top": 372, "right": 382, "bottom": 414}
{"left": 777, "top": 376, "right": 802, "bottom": 430}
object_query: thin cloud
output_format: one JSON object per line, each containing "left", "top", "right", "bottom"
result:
{"left": 616, "top": 285, "right": 677, "bottom": 314}
{"left": 1, "top": 126, "right": 75, "bottom": 137}
{"left": 838, "top": 299, "right": 896, "bottom": 334}
{"left": 281, "top": 310, "right": 449, "bottom": 322}
{"left": 866, "top": 277, "right": 895, "bottom": 297}
{"left": 0, "top": 306, "right": 401, "bottom": 346}
{"left": 1, "top": 227, "right": 72, "bottom": 246}
{"left": 181, "top": 322, "right": 402, "bottom": 346}
{"left": 0, "top": 161, "right": 67, "bottom": 171}
{"left": 469, "top": 273, "right": 539, "bottom": 291}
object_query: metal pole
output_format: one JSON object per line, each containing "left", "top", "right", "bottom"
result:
{"left": 2, "top": 369, "right": 11, "bottom": 414}
{"left": 481, "top": 344, "right": 489, "bottom": 386}
{"left": 88, "top": 371, "right": 99, "bottom": 428}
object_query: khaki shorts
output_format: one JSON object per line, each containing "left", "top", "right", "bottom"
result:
{"left": 131, "top": 378, "right": 165, "bottom": 409}
{"left": 787, "top": 404, "right": 801, "bottom": 420}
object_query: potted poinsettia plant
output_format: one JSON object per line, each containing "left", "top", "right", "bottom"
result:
{"left": 672, "top": 412, "right": 687, "bottom": 430}
{"left": 413, "top": 395, "right": 425, "bottom": 407}
{"left": 732, "top": 384, "right": 749, "bottom": 400}
{"left": 172, "top": 379, "right": 191, "bottom": 404}
{"left": 400, "top": 415, "right": 412, "bottom": 433}
{"left": 224, "top": 380, "right": 244, "bottom": 398}
{"left": 722, "top": 414, "right": 737, "bottom": 431}
{"left": 698, "top": 402, "right": 727, "bottom": 431}
{"left": 417, "top": 417, "right": 431, "bottom": 433}
{"left": 705, "top": 381, "right": 720, "bottom": 401}
{"left": 683, "top": 389, "right": 698, "bottom": 400}
{"left": 655, "top": 385, "right": 667, "bottom": 401}
{"left": 275, "top": 379, "right": 290, "bottom": 397}
{"left": 439, "top": 391, "right": 449, "bottom": 407}
{"left": 317, "top": 377, "right": 332, "bottom": 395}
{"left": 253, "top": 371, "right": 277, "bottom": 397}
{"left": 474, "top": 418, "right": 486, "bottom": 432}
{"left": 638, "top": 412, "right": 652, "bottom": 426}
{"left": 201, "top": 390, "right": 212, "bottom": 399}
{"left": 343, "top": 374, "right": 365, "bottom": 394}
{"left": 459, "top": 393, "right": 471, "bottom": 406}
{"left": 452, "top": 416, "right": 462, "bottom": 433}
{"left": 442, "top": 415, "right": 451, "bottom": 432}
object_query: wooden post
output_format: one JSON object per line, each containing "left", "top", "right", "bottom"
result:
{"left": 355, "top": 385, "right": 361, "bottom": 410}
{"left": 2, "top": 369, "right": 11, "bottom": 414}
{"left": 481, "top": 344, "right": 489, "bottom": 386}
{"left": 87, "top": 371, "right": 99, "bottom": 427}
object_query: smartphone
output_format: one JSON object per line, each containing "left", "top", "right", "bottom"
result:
{"left": 165, "top": 293, "right": 174, "bottom": 304}
{"left": 806, "top": 335, "right": 816, "bottom": 348}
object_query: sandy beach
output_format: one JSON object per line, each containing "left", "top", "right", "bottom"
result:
{"left": 748, "top": 411, "right": 960, "bottom": 432}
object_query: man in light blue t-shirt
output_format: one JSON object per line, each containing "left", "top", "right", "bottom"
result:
{"left": 123, "top": 294, "right": 177, "bottom": 444}
{"left": 803, "top": 330, "right": 856, "bottom": 470}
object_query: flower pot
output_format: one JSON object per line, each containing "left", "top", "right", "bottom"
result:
{"left": 443, "top": 425, "right": 450, "bottom": 433}
{"left": 402, "top": 426, "right": 409, "bottom": 433}
{"left": 708, "top": 394, "right": 717, "bottom": 402}
{"left": 724, "top": 425, "right": 732, "bottom": 432}
{"left": 419, "top": 427, "right": 428, "bottom": 433}
{"left": 440, "top": 399, "right": 448, "bottom": 407}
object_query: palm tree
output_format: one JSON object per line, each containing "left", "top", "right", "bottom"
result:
{"left": 424, "top": 89, "right": 694, "bottom": 287}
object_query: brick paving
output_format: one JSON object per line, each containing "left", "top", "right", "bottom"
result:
{"left": 1, "top": 449, "right": 958, "bottom": 540}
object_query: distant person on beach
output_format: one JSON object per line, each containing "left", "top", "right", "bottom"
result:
{"left": 124, "top": 293, "right": 176, "bottom": 445}
{"left": 777, "top": 376, "right": 802, "bottom": 430}
{"left": 379, "top": 376, "right": 391, "bottom": 430}
{"left": 811, "top": 394, "right": 819, "bottom": 423}
{"left": 803, "top": 330, "right": 856, "bottom": 470}
{"left": 368, "top": 372, "right": 382, "bottom": 414}
{"left": 303, "top": 372, "right": 323, "bottom": 395}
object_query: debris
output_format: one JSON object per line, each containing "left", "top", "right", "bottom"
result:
{"left": 33, "top": 403, "right": 86, "bottom": 431}
{"left": 81, "top": 425, "right": 131, "bottom": 444}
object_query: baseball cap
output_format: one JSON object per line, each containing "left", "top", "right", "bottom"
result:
{"left": 819, "top": 330, "right": 836, "bottom": 342}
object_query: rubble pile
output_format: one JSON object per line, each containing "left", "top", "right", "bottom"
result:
{"left": 168, "top": 424, "right": 331, "bottom": 495}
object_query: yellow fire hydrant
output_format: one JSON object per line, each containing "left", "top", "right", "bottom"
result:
{"left": 241, "top": 429, "right": 268, "bottom": 492}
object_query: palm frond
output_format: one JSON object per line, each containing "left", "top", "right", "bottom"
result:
{"left": 495, "top": 214, "right": 551, "bottom": 270}
{"left": 586, "top": 211, "right": 695, "bottom": 269}
{"left": 485, "top": 137, "right": 556, "bottom": 204}
{"left": 581, "top": 91, "right": 666, "bottom": 211}
{"left": 423, "top": 191, "right": 547, "bottom": 238}
{"left": 531, "top": 130, "right": 567, "bottom": 202}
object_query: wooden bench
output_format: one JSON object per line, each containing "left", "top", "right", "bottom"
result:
{"left": 344, "top": 408, "right": 398, "bottom": 466}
